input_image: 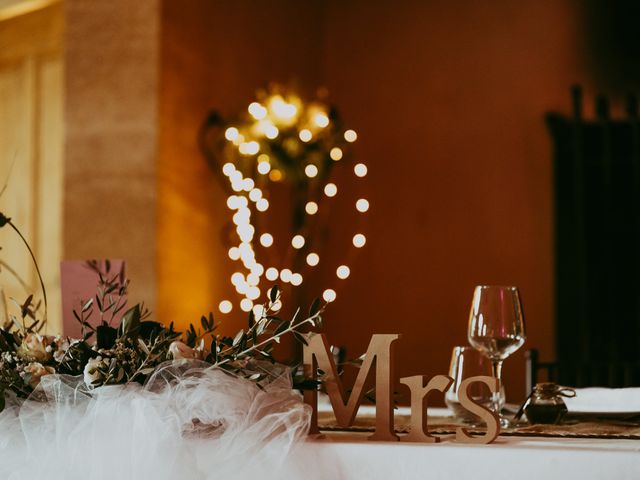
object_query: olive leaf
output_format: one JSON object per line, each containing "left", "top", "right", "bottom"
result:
{"left": 309, "top": 298, "right": 321, "bottom": 317}
{"left": 120, "top": 305, "right": 141, "bottom": 337}
{"left": 269, "top": 285, "right": 280, "bottom": 303}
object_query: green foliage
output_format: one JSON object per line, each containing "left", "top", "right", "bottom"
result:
{"left": 0, "top": 259, "right": 326, "bottom": 410}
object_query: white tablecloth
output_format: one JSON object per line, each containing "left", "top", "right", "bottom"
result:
{"left": 307, "top": 402, "right": 640, "bottom": 480}
{"left": 299, "top": 432, "right": 640, "bottom": 480}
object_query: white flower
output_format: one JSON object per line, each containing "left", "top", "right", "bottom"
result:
{"left": 23, "top": 362, "right": 54, "bottom": 388}
{"left": 17, "top": 334, "right": 51, "bottom": 362}
{"left": 169, "top": 341, "right": 200, "bottom": 360}
{"left": 52, "top": 337, "right": 71, "bottom": 363}
{"left": 83, "top": 357, "right": 107, "bottom": 387}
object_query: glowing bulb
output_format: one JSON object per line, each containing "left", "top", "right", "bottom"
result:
{"left": 248, "top": 102, "right": 267, "bottom": 120}
{"left": 247, "top": 286, "right": 261, "bottom": 300}
{"left": 264, "top": 124, "right": 279, "bottom": 139}
{"left": 337, "top": 265, "right": 351, "bottom": 279}
{"left": 256, "top": 198, "right": 269, "bottom": 212}
{"left": 233, "top": 210, "right": 249, "bottom": 226}
{"left": 323, "top": 289, "right": 337, "bottom": 302}
{"left": 353, "top": 233, "right": 366, "bottom": 248}
{"left": 305, "top": 201, "right": 318, "bottom": 215}
{"left": 257, "top": 161, "right": 271, "bottom": 174}
{"left": 230, "top": 170, "right": 242, "bottom": 183}
{"left": 231, "top": 272, "right": 244, "bottom": 286}
{"left": 265, "top": 267, "right": 278, "bottom": 281}
{"left": 240, "top": 141, "right": 260, "bottom": 156}
{"left": 242, "top": 178, "right": 255, "bottom": 191}
{"left": 253, "top": 304, "right": 265, "bottom": 317}
{"left": 306, "top": 253, "right": 319, "bottom": 266}
{"left": 287, "top": 104, "right": 298, "bottom": 118}
{"left": 260, "top": 233, "right": 273, "bottom": 247}
{"left": 237, "top": 224, "right": 255, "bottom": 242}
{"left": 225, "top": 127, "right": 239, "bottom": 141}
{"left": 324, "top": 183, "right": 337, "bottom": 197}
{"left": 252, "top": 263, "right": 264, "bottom": 275}
{"left": 299, "top": 129, "right": 312, "bottom": 142}
{"left": 270, "top": 96, "right": 298, "bottom": 121}
{"left": 356, "top": 199, "right": 370, "bottom": 212}
{"left": 314, "top": 113, "right": 329, "bottom": 128}
{"left": 305, "top": 164, "right": 318, "bottom": 178}
{"left": 219, "top": 300, "right": 233, "bottom": 314}
{"left": 222, "top": 163, "right": 235, "bottom": 176}
{"left": 227, "top": 196, "right": 240, "bottom": 210}
{"left": 291, "top": 235, "right": 305, "bottom": 249}
{"left": 330, "top": 147, "right": 343, "bottom": 161}
{"left": 280, "top": 269, "right": 293, "bottom": 283}
{"left": 271, "top": 300, "right": 282, "bottom": 311}
{"left": 249, "top": 188, "right": 262, "bottom": 202}
{"left": 247, "top": 273, "right": 260, "bottom": 286}
{"left": 228, "top": 247, "right": 240, "bottom": 260}
{"left": 269, "top": 170, "right": 282, "bottom": 182}
{"left": 240, "top": 298, "right": 253, "bottom": 312}
{"left": 354, "top": 163, "right": 368, "bottom": 177}
{"left": 291, "top": 273, "right": 303, "bottom": 286}
{"left": 344, "top": 129, "right": 357, "bottom": 142}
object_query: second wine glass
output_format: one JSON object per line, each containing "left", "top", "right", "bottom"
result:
{"left": 467, "top": 285, "right": 526, "bottom": 427}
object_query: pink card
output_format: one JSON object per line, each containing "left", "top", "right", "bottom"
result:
{"left": 60, "top": 260, "right": 126, "bottom": 338}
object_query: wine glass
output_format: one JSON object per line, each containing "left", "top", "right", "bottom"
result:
{"left": 467, "top": 286, "right": 525, "bottom": 427}
{"left": 445, "top": 346, "right": 506, "bottom": 425}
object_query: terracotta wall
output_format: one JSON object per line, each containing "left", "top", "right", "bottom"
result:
{"left": 159, "top": 0, "right": 593, "bottom": 400}
{"left": 318, "top": 1, "right": 588, "bottom": 400}
{"left": 158, "top": 1, "right": 325, "bottom": 330}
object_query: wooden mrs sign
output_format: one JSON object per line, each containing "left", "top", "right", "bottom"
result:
{"left": 303, "top": 334, "right": 501, "bottom": 444}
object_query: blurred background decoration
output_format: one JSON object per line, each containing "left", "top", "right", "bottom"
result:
{"left": 199, "top": 85, "right": 367, "bottom": 319}
{"left": 2, "top": 0, "right": 640, "bottom": 401}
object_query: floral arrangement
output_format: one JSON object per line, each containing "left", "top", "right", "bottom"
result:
{"left": 0, "top": 212, "right": 325, "bottom": 411}
{"left": 199, "top": 83, "right": 369, "bottom": 315}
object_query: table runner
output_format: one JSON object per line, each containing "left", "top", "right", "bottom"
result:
{"left": 317, "top": 410, "right": 640, "bottom": 440}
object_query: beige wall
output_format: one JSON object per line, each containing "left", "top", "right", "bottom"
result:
{"left": 64, "top": 0, "right": 159, "bottom": 310}
{"left": 0, "top": 0, "right": 159, "bottom": 332}
{"left": 0, "top": 3, "right": 64, "bottom": 332}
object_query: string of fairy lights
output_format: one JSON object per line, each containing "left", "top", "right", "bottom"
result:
{"left": 215, "top": 91, "right": 368, "bottom": 317}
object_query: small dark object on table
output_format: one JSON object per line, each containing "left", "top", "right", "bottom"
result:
{"left": 520, "top": 383, "right": 575, "bottom": 425}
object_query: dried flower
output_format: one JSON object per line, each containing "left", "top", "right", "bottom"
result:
{"left": 52, "top": 337, "right": 71, "bottom": 363}
{"left": 22, "top": 362, "right": 54, "bottom": 389}
{"left": 83, "top": 357, "right": 107, "bottom": 387}
{"left": 169, "top": 341, "right": 201, "bottom": 360}
{"left": 16, "top": 334, "right": 51, "bottom": 362}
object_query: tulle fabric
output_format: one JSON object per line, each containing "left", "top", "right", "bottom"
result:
{"left": 0, "top": 361, "right": 312, "bottom": 479}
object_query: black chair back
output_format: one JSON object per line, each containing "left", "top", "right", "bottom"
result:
{"left": 544, "top": 87, "right": 640, "bottom": 390}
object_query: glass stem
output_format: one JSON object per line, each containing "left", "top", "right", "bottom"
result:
{"left": 491, "top": 359, "right": 503, "bottom": 416}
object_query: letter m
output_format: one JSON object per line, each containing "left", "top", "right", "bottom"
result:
{"left": 303, "top": 333, "right": 400, "bottom": 441}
